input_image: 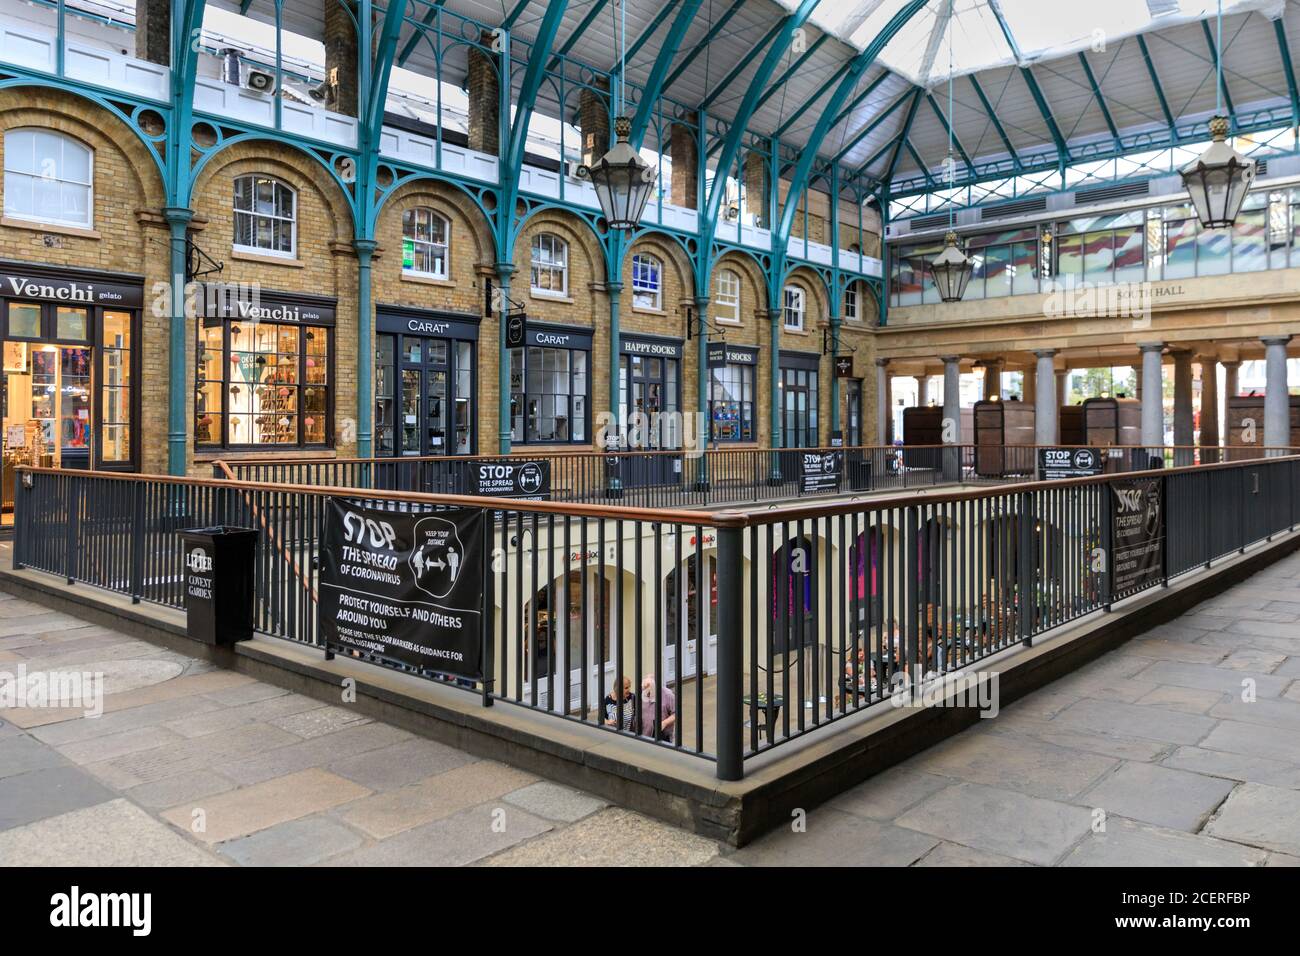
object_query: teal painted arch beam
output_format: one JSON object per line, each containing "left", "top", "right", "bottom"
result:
{"left": 773, "top": 0, "right": 930, "bottom": 297}
{"left": 629, "top": 0, "right": 704, "bottom": 150}
{"left": 1276, "top": 17, "right": 1300, "bottom": 127}
{"left": 924, "top": 91, "right": 974, "bottom": 175}
{"left": 697, "top": 0, "right": 823, "bottom": 280}
{"left": 662, "top": 0, "right": 748, "bottom": 93}
{"left": 967, "top": 73, "right": 1020, "bottom": 170}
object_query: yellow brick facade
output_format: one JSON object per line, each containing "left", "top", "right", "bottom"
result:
{"left": 0, "top": 91, "right": 887, "bottom": 482}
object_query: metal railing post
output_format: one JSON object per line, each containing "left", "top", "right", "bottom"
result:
{"left": 1101, "top": 480, "right": 1114, "bottom": 612}
{"left": 64, "top": 475, "right": 80, "bottom": 585}
{"left": 1018, "top": 489, "right": 1035, "bottom": 644}
{"left": 13, "top": 469, "right": 28, "bottom": 570}
{"left": 130, "top": 481, "right": 145, "bottom": 603}
{"left": 715, "top": 524, "right": 744, "bottom": 781}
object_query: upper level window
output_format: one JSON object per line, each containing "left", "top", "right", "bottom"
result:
{"left": 844, "top": 282, "right": 859, "bottom": 322}
{"left": 632, "top": 253, "right": 662, "bottom": 310}
{"left": 783, "top": 285, "right": 805, "bottom": 331}
{"left": 3, "top": 129, "right": 93, "bottom": 229}
{"left": 530, "top": 233, "right": 568, "bottom": 296}
{"left": 715, "top": 269, "right": 741, "bottom": 323}
{"left": 402, "top": 207, "right": 449, "bottom": 278}
{"left": 233, "top": 175, "right": 295, "bottom": 257}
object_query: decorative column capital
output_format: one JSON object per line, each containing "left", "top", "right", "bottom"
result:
{"left": 1261, "top": 335, "right": 1293, "bottom": 348}
{"left": 1032, "top": 348, "right": 1058, "bottom": 359}
{"left": 939, "top": 355, "right": 961, "bottom": 366}
{"left": 1138, "top": 342, "right": 1165, "bottom": 354}
{"left": 875, "top": 357, "right": 890, "bottom": 368}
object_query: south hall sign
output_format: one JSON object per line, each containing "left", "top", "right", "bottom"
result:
{"left": 318, "top": 498, "right": 485, "bottom": 681}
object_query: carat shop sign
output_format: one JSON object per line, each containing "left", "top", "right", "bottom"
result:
{"left": 319, "top": 498, "right": 485, "bottom": 680}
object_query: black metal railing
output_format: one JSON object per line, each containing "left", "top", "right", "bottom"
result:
{"left": 12, "top": 452, "right": 1300, "bottom": 779}
{"left": 214, "top": 443, "right": 1258, "bottom": 509}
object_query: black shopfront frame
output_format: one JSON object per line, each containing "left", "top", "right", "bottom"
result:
{"left": 375, "top": 306, "right": 480, "bottom": 457}
{"left": 0, "top": 261, "right": 143, "bottom": 474}
{"left": 509, "top": 320, "right": 594, "bottom": 446}
{"left": 195, "top": 287, "right": 336, "bottom": 451}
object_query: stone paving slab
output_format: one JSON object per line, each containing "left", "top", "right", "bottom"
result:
{"left": 214, "top": 721, "right": 412, "bottom": 786}
{"left": 333, "top": 802, "right": 553, "bottom": 867}
{"left": 0, "top": 765, "right": 116, "bottom": 831}
{"left": 502, "top": 781, "right": 608, "bottom": 823}
{"left": 895, "top": 782, "right": 1095, "bottom": 866}
{"left": 217, "top": 815, "right": 365, "bottom": 867}
{"left": 730, "top": 806, "right": 939, "bottom": 867}
{"left": 1160, "top": 746, "right": 1300, "bottom": 789}
{"left": 827, "top": 768, "right": 955, "bottom": 822}
{"left": 485, "top": 806, "right": 721, "bottom": 867}
{"left": 0, "top": 798, "right": 222, "bottom": 866}
{"left": 337, "top": 761, "right": 537, "bottom": 840}
{"left": 327, "top": 737, "right": 476, "bottom": 791}
{"left": 1050, "top": 697, "right": 1217, "bottom": 746}
{"left": 1204, "top": 783, "right": 1300, "bottom": 857}
{"left": 1062, "top": 818, "right": 1268, "bottom": 867}
{"left": 160, "top": 767, "right": 372, "bottom": 845}
{"left": 0, "top": 734, "right": 68, "bottom": 779}
{"left": 1129, "top": 660, "right": 1291, "bottom": 698}
{"left": 1079, "top": 761, "right": 1236, "bottom": 832}
{"left": 906, "top": 729, "right": 1118, "bottom": 802}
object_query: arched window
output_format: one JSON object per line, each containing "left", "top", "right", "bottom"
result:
{"left": 715, "top": 269, "right": 741, "bottom": 323}
{"left": 402, "top": 207, "right": 449, "bottom": 279}
{"left": 530, "top": 233, "right": 568, "bottom": 296}
{"left": 3, "top": 129, "right": 93, "bottom": 228}
{"left": 233, "top": 174, "right": 296, "bottom": 256}
{"left": 631, "top": 253, "right": 662, "bottom": 310}
{"left": 782, "top": 285, "right": 805, "bottom": 331}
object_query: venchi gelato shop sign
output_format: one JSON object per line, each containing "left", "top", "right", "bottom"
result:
{"left": 0, "top": 264, "right": 143, "bottom": 309}
{"left": 198, "top": 284, "right": 336, "bottom": 325}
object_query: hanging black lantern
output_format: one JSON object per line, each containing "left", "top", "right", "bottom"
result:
{"left": 1180, "top": 115, "right": 1255, "bottom": 229}
{"left": 577, "top": 116, "right": 657, "bottom": 233}
{"left": 930, "top": 231, "right": 973, "bottom": 303}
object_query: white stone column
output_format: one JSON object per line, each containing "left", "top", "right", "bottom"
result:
{"left": 982, "top": 360, "right": 1001, "bottom": 400}
{"left": 1056, "top": 370, "right": 1068, "bottom": 409}
{"left": 1199, "top": 354, "right": 1220, "bottom": 462}
{"left": 876, "top": 358, "right": 890, "bottom": 445}
{"left": 915, "top": 374, "right": 929, "bottom": 407}
{"left": 941, "top": 355, "right": 962, "bottom": 481}
{"left": 1140, "top": 343, "right": 1165, "bottom": 451}
{"left": 1034, "top": 349, "right": 1058, "bottom": 445}
{"left": 1172, "top": 350, "right": 1194, "bottom": 466}
{"left": 1223, "top": 360, "right": 1241, "bottom": 403}
{"left": 1263, "top": 336, "right": 1292, "bottom": 455}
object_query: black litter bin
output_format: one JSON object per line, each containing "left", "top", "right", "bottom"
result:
{"left": 180, "top": 526, "right": 258, "bottom": 646}
{"left": 848, "top": 459, "right": 872, "bottom": 492}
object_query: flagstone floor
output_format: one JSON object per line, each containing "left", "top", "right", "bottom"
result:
{"left": 3, "top": 543, "right": 1300, "bottom": 866}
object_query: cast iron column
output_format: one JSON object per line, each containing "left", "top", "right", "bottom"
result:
{"left": 165, "top": 207, "right": 193, "bottom": 476}
{"left": 1263, "top": 335, "right": 1292, "bottom": 455}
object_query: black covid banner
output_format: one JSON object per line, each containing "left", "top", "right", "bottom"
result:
{"left": 319, "top": 498, "right": 485, "bottom": 680}
{"left": 1111, "top": 476, "right": 1164, "bottom": 594}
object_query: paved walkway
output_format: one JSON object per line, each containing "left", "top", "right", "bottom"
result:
{"left": 3, "top": 550, "right": 1300, "bottom": 865}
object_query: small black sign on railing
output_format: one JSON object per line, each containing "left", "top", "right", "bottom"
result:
{"left": 469, "top": 460, "right": 550, "bottom": 501}
{"left": 799, "top": 451, "right": 843, "bottom": 494}
{"left": 318, "top": 498, "right": 485, "bottom": 681}
{"left": 1039, "top": 447, "right": 1103, "bottom": 480}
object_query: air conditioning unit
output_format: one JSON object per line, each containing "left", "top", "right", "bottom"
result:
{"left": 246, "top": 69, "right": 276, "bottom": 94}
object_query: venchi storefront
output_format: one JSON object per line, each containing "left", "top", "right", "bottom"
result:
{"left": 374, "top": 305, "right": 479, "bottom": 457}
{"left": 195, "top": 287, "right": 335, "bottom": 450}
{"left": 1, "top": 261, "right": 141, "bottom": 522}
